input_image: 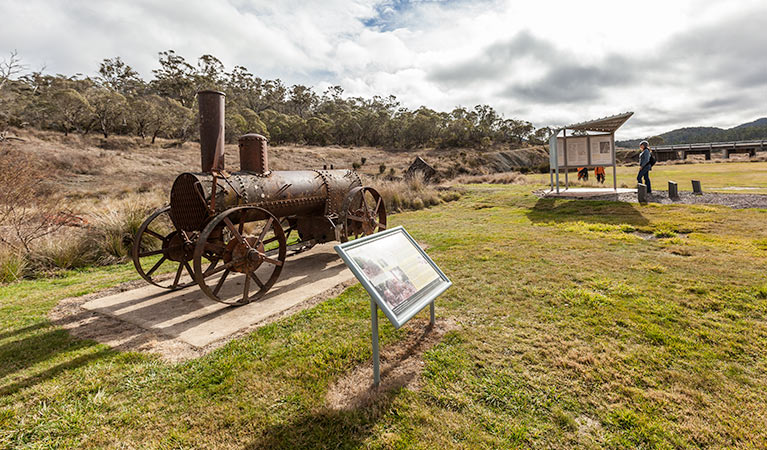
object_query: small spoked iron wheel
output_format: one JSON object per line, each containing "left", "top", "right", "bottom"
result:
{"left": 132, "top": 206, "right": 214, "bottom": 289}
{"left": 341, "top": 186, "right": 387, "bottom": 242}
{"left": 193, "top": 206, "right": 287, "bottom": 305}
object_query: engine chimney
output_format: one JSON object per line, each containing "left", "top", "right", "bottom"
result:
{"left": 198, "top": 90, "right": 225, "bottom": 172}
{"left": 238, "top": 134, "right": 269, "bottom": 174}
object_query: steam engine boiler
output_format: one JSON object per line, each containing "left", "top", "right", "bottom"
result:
{"left": 132, "top": 90, "right": 386, "bottom": 304}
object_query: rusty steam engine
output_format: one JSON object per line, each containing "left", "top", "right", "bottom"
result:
{"left": 132, "top": 90, "right": 386, "bottom": 304}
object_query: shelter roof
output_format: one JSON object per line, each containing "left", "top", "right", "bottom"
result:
{"left": 565, "top": 112, "right": 634, "bottom": 133}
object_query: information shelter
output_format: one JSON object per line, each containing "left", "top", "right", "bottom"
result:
{"left": 548, "top": 112, "right": 633, "bottom": 193}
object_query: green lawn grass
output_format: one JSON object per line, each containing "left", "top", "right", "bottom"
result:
{"left": 2, "top": 185, "right": 767, "bottom": 448}
{"left": 530, "top": 161, "right": 767, "bottom": 194}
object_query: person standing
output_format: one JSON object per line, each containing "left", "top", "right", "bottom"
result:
{"left": 637, "top": 140, "right": 653, "bottom": 193}
{"left": 594, "top": 166, "right": 605, "bottom": 183}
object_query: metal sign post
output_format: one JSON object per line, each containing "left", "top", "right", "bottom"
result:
{"left": 371, "top": 300, "right": 380, "bottom": 386}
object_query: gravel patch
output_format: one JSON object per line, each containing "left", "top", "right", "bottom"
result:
{"left": 620, "top": 190, "right": 767, "bottom": 209}
{"left": 536, "top": 189, "right": 767, "bottom": 209}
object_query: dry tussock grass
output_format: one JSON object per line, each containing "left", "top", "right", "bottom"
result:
{"left": 0, "top": 193, "right": 164, "bottom": 278}
{"left": 450, "top": 171, "right": 529, "bottom": 185}
{"left": 366, "top": 172, "right": 461, "bottom": 212}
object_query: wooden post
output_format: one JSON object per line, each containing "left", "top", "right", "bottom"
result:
{"left": 637, "top": 183, "right": 648, "bottom": 204}
{"left": 668, "top": 181, "right": 678, "bottom": 199}
{"left": 692, "top": 180, "right": 702, "bottom": 195}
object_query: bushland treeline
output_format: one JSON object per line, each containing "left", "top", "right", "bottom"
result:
{"left": 0, "top": 50, "right": 550, "bottom": 148}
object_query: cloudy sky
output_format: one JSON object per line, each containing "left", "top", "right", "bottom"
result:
{"left": 1, "top": 0, "right": 765, "bottom": 139}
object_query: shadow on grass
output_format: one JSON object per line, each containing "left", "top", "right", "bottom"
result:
{"left": 0, "top": 321, "right": 49, "bottom": 341}
{"left": 527, "top": 197, "right": 650, "bottom": 226}
{"left": 249, "top": 321, "right": 442, "bottom": 449}
{"left": 0, "top": 326, "right": 94, "bottom": 380}
{"left": 0, "top": 347, "right": 112, "bottom": 396}
{"left": 248, "top": 399, "right": 396, "bottom": 450}
{"left": 0, "top": 321, "right": 114, "bottom": 396}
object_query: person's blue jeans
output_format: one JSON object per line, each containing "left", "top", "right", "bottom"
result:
{"left": 637, "top": 166, "right": 651, "bottom": 193}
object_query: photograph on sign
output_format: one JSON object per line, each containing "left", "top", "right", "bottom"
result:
{"left": 335, "top": 226, "right": 451, "bottom": 328}
{"left": 590, "top": 135, "right": 613, "bottom": 165}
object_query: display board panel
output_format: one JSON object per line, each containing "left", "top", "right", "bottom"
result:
{"left": 590, "top": 135, "right": 613, "bottom": 165}
{"left": 335, "top": 226, "right": 451, "bottom": 329}
{"left": 566, "top": 136, "right": 589, "bottom": 166}
{"left": 554, "top": 134, "right": 614, "bottom": 168}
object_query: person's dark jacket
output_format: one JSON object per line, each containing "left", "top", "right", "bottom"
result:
{"left": 639, "top": 148, "right": 652, "bottom": 171}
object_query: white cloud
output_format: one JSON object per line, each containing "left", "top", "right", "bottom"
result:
{"left": 0, "top": 0, "right": 765, "bottom": 139}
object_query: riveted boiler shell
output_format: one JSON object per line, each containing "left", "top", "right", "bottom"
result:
{"left": 169, "top": 170, "right": 361, "bottom": 232}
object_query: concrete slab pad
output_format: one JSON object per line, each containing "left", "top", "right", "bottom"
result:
{"left": 82, "top": 243, "right": 354, "bottom": 348}
{"left": 543, "top": 187, "right": 637, "bottom": 199}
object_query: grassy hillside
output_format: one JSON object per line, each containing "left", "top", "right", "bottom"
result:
{"left": 617, "top": 118, "right": 767, "bottom": 147}
{"left": 1, "top": 184, "right": 766, "bottom": 448}
{"left": 0, "top": 128, "right": 545, "bottom": 206}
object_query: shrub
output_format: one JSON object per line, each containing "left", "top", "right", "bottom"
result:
{"left": 0, "top": 247, "right": 27, "bottom": 283}
{"left": 406, "top": 171, "right": 426, "bottom": 192}
{"left": 379, "top": 163, "right": 386, "bottom": 174}
{"left": 0, "top": 150, "right": 67, "bottom": 253}
{"left": 90, "top": 200, "right": 153, "bottom": 260}
{"left": 29, "top": 232, "right": 99, "bottom": 271}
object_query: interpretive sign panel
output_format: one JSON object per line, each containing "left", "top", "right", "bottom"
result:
{"left": 557, "top": 136, "right": 588, "bottom": 166}
{"left": 590, "top": 135, "right": 613, "bottom": 165}
{"left": 335, "top": 226, "right": 452, "bottom": 329}
{"left": 555, "top": 135, "right": 614, "bottom": 168}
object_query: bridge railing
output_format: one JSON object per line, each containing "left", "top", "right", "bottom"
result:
{"left": 652, "top": 140, "right": 766, "bottom": 152}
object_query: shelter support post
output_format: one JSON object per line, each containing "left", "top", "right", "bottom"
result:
{"left": 550, "top": 170, "right": 554, "bottom": 192}
{"left": 563, "top": 129, "right": 569, "bottom": 190}
{"left": 612, "top": 133, "right": 617, "bottom": 191}
{"left": 555, "top": 131, "right": 560, "bottom": 193}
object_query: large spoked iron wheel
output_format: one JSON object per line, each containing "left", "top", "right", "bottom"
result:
{"left": 341, "top": 186, "right": 387, "bottom": 242}
{"left": 193, "top": 206, "right": 287, "bottom": 305}
{"left": 132, "top": 206, "right": 202, "bottom": 290}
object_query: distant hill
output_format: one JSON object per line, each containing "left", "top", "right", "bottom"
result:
{"left": 734, "top": 118, "right": 767, "bottom": 129}
{"left": 617, "top": 118, "right": 767, "bottom": 147}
